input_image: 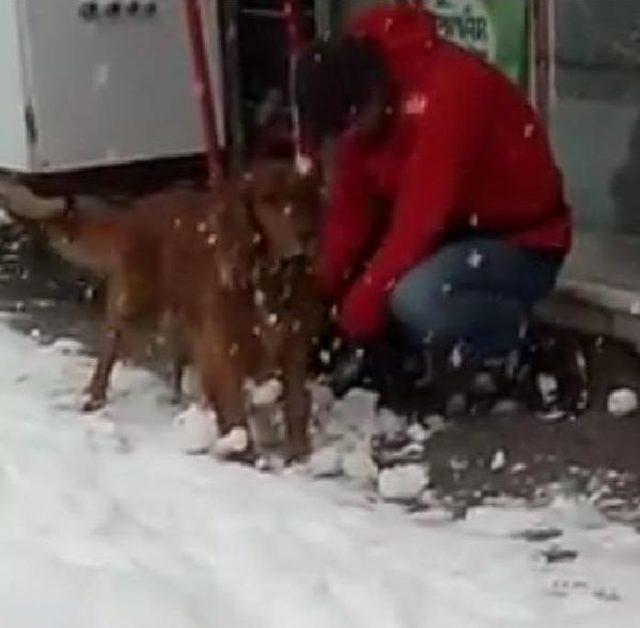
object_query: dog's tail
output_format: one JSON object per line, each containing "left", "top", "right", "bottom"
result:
{"left": 0, "top": 179, "right": 123, "bottom": 276}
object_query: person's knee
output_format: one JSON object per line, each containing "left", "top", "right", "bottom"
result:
{"left": 390, "top": 276, "right": 447, "bottom": 340}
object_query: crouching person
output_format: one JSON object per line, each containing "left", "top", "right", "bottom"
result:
{"left": 295, "top": 4, "right": 573, "bottom": 411}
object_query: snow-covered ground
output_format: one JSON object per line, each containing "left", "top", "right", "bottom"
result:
{"left": 0, "top": 321, "right": 639, "bottom": 628}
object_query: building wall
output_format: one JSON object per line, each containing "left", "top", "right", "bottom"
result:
{"left": 552, "top": 0, "right": 640, "bottom": 234}
{"left": 0, "top": 1, "right": 29, "bottom": 170}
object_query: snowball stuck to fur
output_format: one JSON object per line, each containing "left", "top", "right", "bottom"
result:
{"left": 246, "top": 379, "right": 283, "bottom": 407}
{"left": 607, "top": 388, "right": 639, "bottom": 418}
{"left": 214, "top": 427, "right": 250, "bottom": 457}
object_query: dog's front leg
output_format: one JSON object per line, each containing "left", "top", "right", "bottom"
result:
{"left": 281, "top": 335, "right": 312, "bottom": 463}
{"left": 193, "top": 323, "right": 253, "bottom": 461}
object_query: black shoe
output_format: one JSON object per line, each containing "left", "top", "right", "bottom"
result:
{"left": 325, "top": 346, "right": 367, "bottom": 398}
{"left": 517, "top": 332, "right": 590, "bottom": 420}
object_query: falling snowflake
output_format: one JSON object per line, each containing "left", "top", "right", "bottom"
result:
{"left": 466, "top": 249, "right": 484, "bottom": 269}
{"left": 296, "top": 155, "right": 314, "bottom": 175}
{"left": 524, "top": 123, "right": 535, "bottom": 138}
{"left": 196, "top": 222, "right": 207, "bottom": 234}
{"left": 450, "top": 343, "right": 465, "bottom": 369}
{"left": 173, "top": 217, "right": 182, "bottom": 229}
{"left": 421, "top": 331, "right": 434, "bottom": 346}
{"left": 319, "top": 350, "right": 331, "bottom": 366}
{"left": 252, "top": 232, "right": 262, "bottom": 245}
{"left": 267, "top": 313, "right": 279, "bottom": 327}
{"left": 490, "top": 449, "right": 507, "bottom": 472}
{"left": 469, "top": 213, "right": 479, "bottom": 228}
{"left": 404, "top": 94, "right": 429, "bottom": 116}
{"left": 283, "top": 205, "right": 293, "bottom": 217}
{"left": 229, "top": 343, "right": 240, "bottom": 357}
{"left": 254, "top": 290, "right": 266, "bottom": 307}
{"left": 441, "top": 283, "right": 453, "bottom": 296}
{"left": 207, "top": 233, "right": 218, "bottom": 246}
{"left": 519, "top": 320, "right": 529, "bottom": 340}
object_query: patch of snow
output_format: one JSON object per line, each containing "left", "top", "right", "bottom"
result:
{"left": 378, "top": 465, "right": 429, "bottom": 502}
{"left": 46, "top": 337, "right": 84, "bottom": 355}
{"left": 607, "top": 388, "right": 639, "bottom": 418}
{"left": 173, "top": 403, "right": 218, "bottom": 454}
{"left": 309, "top": 445, "right": 342, "bottom": 478}
{"left": 491, "top": 449, "right": 508, "bottom": 472}
{"left": 424, "top": 414, "right": 447, "bottom": 433}
{"left": 0, "top": 324, "right": 639, "bottom": 626}
{"left": 0, "top": 207, "right": 13, "bottom": 226}
{"left": 537, "top": 373, "right": 559, "bottom": 404}
{"left": 342, "top": 446, "right": 378, "bottom": 484}
{"left": 376, "top": 406, "right": 406, "bottom": 437}
{"left": 406, "top": 422, "right": 429, "bottom": 444}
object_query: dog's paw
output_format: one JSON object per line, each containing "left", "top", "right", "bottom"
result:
{"left": 284, "top": 438, "right": 311, "bottom": 466}
{"left": 82, "top": 394, "right": 106, "bottom": 413}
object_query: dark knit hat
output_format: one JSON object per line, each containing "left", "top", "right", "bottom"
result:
{"left": 294, "top": 35, "right": 389, "bottom": 143}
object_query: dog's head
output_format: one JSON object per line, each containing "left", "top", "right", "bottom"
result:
{"left": 240, "top": 160, "right": 321, "bottom": 265}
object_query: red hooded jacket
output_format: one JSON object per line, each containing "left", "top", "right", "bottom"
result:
{"left": 318, "top": 5, "right": 572, "bottom": 340}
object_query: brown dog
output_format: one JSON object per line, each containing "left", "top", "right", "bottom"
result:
{"left": 1, "top": 163, "right": 323, "bottom": 460}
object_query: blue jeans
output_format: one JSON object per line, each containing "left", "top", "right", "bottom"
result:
{"left": 390, "top": 238, "right": 562, "bottom": 364}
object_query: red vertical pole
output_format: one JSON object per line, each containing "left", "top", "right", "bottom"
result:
{"left": 182, "top": 0, "right": 222, "bottom": 185}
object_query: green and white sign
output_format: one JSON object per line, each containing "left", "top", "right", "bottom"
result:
{"left": 426, "top": 0, "right": 529, "bottom": 86}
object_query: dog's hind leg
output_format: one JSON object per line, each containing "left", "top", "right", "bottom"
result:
{"left": 83, "top": 273, "right": 142, "bottom": 412}
{"left": 83, "top": 325, "right": 122, "bottom": 412}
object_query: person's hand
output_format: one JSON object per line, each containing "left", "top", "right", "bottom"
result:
{"left": 339, "top": 279, "right": 388, "bottom": 340}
